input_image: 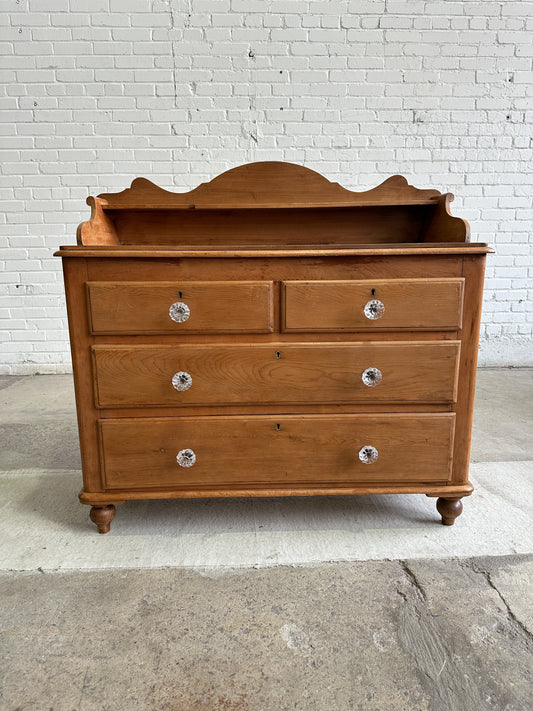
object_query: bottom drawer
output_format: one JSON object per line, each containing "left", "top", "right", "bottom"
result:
{"left": 99, "top": 414, "right": 455, "bottom": 489}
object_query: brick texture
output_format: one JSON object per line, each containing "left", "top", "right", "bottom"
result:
{"left": 1, "top": 0, "right": 532, "bottom": 372}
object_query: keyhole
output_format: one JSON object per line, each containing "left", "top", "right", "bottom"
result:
{"left": 276, "top": 351, "right": 281, "bottom": 358}
{"left": 179, "top": 291, "right": 183, "bottom": 299}
{"left": 371, "top": 288, "right": 376, "bottom": 296}
{"left": 276, "top": 423, "right": 281, "bottom": 430}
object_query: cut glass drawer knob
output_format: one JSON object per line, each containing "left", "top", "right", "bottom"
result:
{"left": 359, "top": 445, "right": 378, "bottom": 464}
{"left": 364, "top": 299, "right": 385, "bottom": 320}
{"left": 177, "top": 449, "right": 196, "bottom": 468}
{"left": 362, "top": 367, "right": 382, "bottom": 387}
{"left": 172, "top": 371, "right": 192, "bottom": 391}
{"left": 169, "top": 301, "right": 190, "bottom": 323}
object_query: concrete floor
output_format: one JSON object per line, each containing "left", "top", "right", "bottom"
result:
{"left": 0, "top": 369, "right": 532, "bottom": 710}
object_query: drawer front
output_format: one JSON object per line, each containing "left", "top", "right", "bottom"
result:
{"left": 283, "top": 278, "right": 464, "bottom": 331}
{"left": 92, "top": 341, "right": 460, "bottom": 407}
{"left": 99, "top": 414, "right": 455, "bottom": 489}
{"left": 87, "top": 281, "right": 274, "bottom": 334}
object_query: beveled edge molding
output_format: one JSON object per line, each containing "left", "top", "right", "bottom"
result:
{"left": 78, "top": 482, "right": 474, "bottom": 505}
{"left": 55, "top": 243, "right": 494, "bottom": 258}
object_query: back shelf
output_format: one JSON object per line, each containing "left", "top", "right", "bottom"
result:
{"left": 75, "top": 162, "right": 470, "bottom": 247}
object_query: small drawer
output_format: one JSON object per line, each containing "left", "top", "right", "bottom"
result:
{"left": 99, "top": 414, "right": 455, "bottom": 489}
{"left": 92, "top": 341, "right": 460, "bottom": 407}
{"left": 86, "top": 281, "right": 274, "bottom": 334}
{"left": 283, "top": 278, "right": 464, "bottom": 332}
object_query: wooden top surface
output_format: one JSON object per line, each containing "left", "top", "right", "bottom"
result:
{"left": 55, "top": 242, "right": 493, "bottom": 258}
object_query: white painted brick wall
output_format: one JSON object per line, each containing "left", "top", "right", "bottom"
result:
{"left": 1, "top": 0, "right": 532, "bottom": 373}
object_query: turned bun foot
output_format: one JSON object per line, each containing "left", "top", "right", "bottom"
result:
{"left": 89, "top": 505, "right": 116, "bottom": 534}
{"left": 436, "top": 497, "right": 463, "bottom": 526}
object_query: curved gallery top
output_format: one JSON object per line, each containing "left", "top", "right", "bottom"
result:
{"left": 57, "top": 161, "right": 493, "bottom": 256}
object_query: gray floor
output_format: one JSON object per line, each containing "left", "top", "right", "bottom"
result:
{"left": 0, "top": 370, "right": 532, "bottom": 710}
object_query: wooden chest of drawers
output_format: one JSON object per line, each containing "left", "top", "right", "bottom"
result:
{"left": 56, "top": 162, "right": 491, "bottom": 533}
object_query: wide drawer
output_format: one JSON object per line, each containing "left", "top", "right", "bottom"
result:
{"left": 86, "top": 281, "right": 274, "bottom": 334}
{"left": 99, "top": 414, "right": 455, "bottom": 489}
{"left": 92, "top": 341, "right": 460, "bottom": 407}
{"left": 283, "top": 278, "right": 464, "bottom": 331}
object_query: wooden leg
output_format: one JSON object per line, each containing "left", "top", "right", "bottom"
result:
{"left": 89, "top": 504, "right": 116, "bottom": 534}
{"left": 436, "top": 497, "right": 463, "bottom": 526}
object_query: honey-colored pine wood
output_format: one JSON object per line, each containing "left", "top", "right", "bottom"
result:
{"left": 91, "top": 341, "right": 460, "bottom": 408}
{"left": 87, "top": 281, "right": 274, "bottom": 334}
{"left": 76, "top": 197, "right": 119, "bottom": 246}
{"left": 95, "top": 166, "right": 442, "bottom": 211}
{"left": 451, "top": 255, "right": 487, "bottom": 485}
{"left": 283, "top": 279, "right": 464, "bottom": 331}
{"left": 55, "top": 162, "right": 491, "bottom": 533}
{"left": 61, "top": 258, "right": 102, "bottom": 494}
{"left": 71, "top": 164, "right": 469, "bottom": 248}
{"left": 99, "top": 414, "right": 455, "bottom": 489}
{"left": 79, "top": 482, "right": 473, "bottom": 504}
{"left": 423, "top": 193, "right": 471, "bottom": 243}
{"left": 112, "top": 206, "right": 432, "bottom": 246}
{"left": 56, "top": 243, "right": 492, "bottom": 259}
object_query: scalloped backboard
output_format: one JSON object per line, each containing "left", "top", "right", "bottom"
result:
{"left": 96, "top": 162, "right": 442, "bottom": 210}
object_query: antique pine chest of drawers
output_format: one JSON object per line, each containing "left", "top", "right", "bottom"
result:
{"left": 56, "top": 162, "right": 491, "bottom": 533}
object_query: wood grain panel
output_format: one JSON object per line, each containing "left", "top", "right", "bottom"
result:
{"left": 92, "top": 341, "right": 460, "bottom": 408}
{"left": 84, "top": 254, "right": 466, "bottom": 282}
{"left": 87, "top": 280, "right": 274, "bottom": 334}
{"left": 110, "top": 206, "right": 427, "bottom": 246}
{"left": 283, "top": 278, "right": 464, "bottom": 331}
{"left": 96, "top": 166, "right": 442, "bottom": 210}
{"left": 99, "top": 414, "right": 455, "bottom": 489}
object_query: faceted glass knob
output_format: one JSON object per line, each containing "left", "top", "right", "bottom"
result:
{"left": 362, "top": 367, "right": 382, "bottom": 387}
{"left": 172, "top": 371, "right": 192, "bottom": 391}
{"left": 177, "top": 449, "right": 196, "bottom": 467}
{"left": 364, "top": 299, "right": 385, "bottom": 320}
{"left": 359, "top": 445, "right": 378, "bottom": 464}
{"left": 169, "top": 301, "right": 190, "bottom": 323}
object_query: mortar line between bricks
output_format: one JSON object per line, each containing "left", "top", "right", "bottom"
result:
{"left": 166, "top": 0, "right": 179, "bottom": 110}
